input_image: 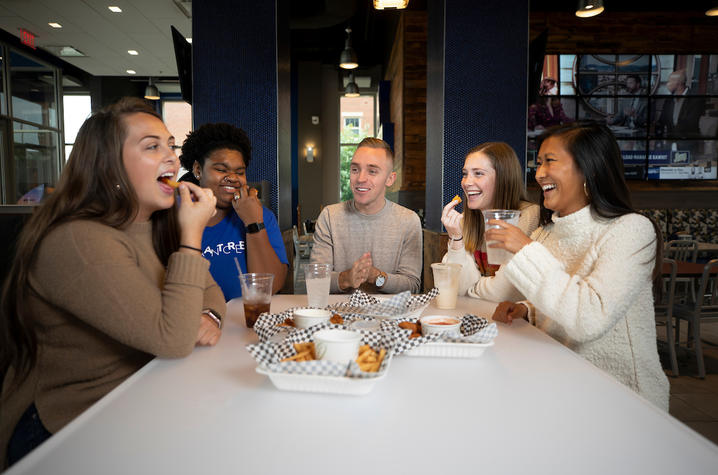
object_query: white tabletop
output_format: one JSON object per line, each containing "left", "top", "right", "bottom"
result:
{"left": 8, "top": 295, "right": 718, "bottom": 475}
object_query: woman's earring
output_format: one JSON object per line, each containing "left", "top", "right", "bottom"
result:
{"left": 583, "top": 181, "right": 589, "bottom": 198}
{"left": 115, "top": 184, "right": 121, "bottom": 190}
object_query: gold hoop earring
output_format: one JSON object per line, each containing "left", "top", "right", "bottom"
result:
{"left": 583, "top": 181, "right": 589, "bottom": 198}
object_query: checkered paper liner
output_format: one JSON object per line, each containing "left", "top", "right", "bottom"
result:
{"left": 246, "top": 331, "right": 394, "bottom": 379}
{"left": 253, "top": 307, "right": 371, "bottom": 343}
{"left": 328, "top": 288, "right": 439, "bottom": 318}
{"left": 384, "top": 314, "right": 498, "bottom": 355}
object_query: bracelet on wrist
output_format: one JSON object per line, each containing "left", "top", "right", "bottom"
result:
{"left": 179, "top": 244, "right": 202, "bottom": 253}
{"left": 451, "top": 235, "right": 463, "bottom": 241}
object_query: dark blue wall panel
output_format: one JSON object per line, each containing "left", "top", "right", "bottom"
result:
{"left": 193, "top": 0, "right": 279, "bottom": 214}
{"left": 425, "top": 0, "right": 528, "bottom": 231}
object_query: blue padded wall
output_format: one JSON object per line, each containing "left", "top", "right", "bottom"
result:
{"left": 425, "top": 0, "right": 529, "bottom": 231}
{"left": 193, "top": 0, "right": 279, "bottom": 215}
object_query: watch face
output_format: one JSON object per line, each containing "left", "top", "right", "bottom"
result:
{"left": 375, "top": 274, "right": 386, "bottom": 287}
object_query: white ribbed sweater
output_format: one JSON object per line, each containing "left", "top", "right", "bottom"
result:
{"left": 488, "top": 205, "right": 669, "bottom": 410}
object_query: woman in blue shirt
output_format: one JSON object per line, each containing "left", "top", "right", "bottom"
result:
{"left": 179, "top": 123, "right": 288, "bottom": 300}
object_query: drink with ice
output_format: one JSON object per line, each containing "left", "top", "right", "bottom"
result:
{"left": 238, "top": 273, "right": 274, "bottom": 328}
{"left": 303, "top": 263, "right": 331, "bottom": 308}
{"left": 431, "top": 263, "right": 462, "bottom": 309}
{"left": 483, "top": 209, "right": 521, "bottom": 265}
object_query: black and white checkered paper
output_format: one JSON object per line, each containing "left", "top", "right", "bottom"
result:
{"left": 387, "top": 314, "right": 498, "bottom": 355}
{"left": 246, "top": 331, "right": 394, "bottom": 379}
{"left": 329, "top": 288, "right": 439, "bottom": 318}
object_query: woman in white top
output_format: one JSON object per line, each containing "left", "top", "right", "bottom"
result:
{"left": 441, "top": 142, "right": 539, "bottom": 297}
{"left": 484, "top": 122, "right": 669, "bottom": 410}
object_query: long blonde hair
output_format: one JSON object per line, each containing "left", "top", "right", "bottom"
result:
{"left": 462, "top": 142, "right": 527, "bottom": 253}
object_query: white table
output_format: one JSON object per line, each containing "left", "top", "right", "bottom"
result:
{"left": 8, "top": 296, "right": 718, "bottom": 475}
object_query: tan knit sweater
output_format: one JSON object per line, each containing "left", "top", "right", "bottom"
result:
{"left": 1, "top": 220, "right": 225, "bottom": 465}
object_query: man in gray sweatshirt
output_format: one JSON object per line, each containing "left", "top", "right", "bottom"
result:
{"left": 310, "top": 138, "right": 422, "bottom": 294}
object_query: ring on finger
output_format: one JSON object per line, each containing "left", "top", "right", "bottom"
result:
{"left": 233, "top": 193, "right": 239, "bottom": 201}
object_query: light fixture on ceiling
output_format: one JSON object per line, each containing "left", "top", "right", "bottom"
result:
{"left": 339, "top": 27, "right": 358, "bottom": 70}
{"left": 48, "top": 22, "right": 62, "bottom": 28}
{"left": 144, "top": 78, "right": 160, "bottom": 100}
{"left": 128, "top": 50, "right": 138, "bottom": 55}
{"left": 127, "top": 69, "right": 137, "bottom": 75}
{"left": 707, "top": 5, "right": 718, "bottom": 16}
{"left": 373, "top": 0, "right": 409, "bottom": 9}
{"left": 575, "top": 0, "right": 604, "bottom": 18}
{"left": 108, "top": 6, "right": 122, "bottom": 13}
{"left": 344, "top": 74, "right": 360, "bottom": 97}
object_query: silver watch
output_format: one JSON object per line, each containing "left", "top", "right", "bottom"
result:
{"left": 375, "top": 271, "right": 387, "bottom": 288}
{"left": 202, "top": 308, "right": 223, "bottom": 329}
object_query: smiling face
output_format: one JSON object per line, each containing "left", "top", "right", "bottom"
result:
{"left": 349, "top": 146, "right": 396, "bottom": 215}
{"left": 535, "top": 136, "right": 589, "bottom": 217}
{"left": 194, "top": 148, "right": 247, "bottom": 211}
{"left": 121, "top": 112, "right": 178, "bottom": 222}
{"left": 461, "top": 151, "right": 496, "bottom": 211}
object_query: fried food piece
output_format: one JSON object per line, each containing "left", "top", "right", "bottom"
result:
{"left": 277, "top": 318, "right": 295, "bottom": 327}
{"left": 281, "top": 342, "right": 316, "bottom": 362}
{"left": 160, "top": 177, "right": 180, "bottom": 188}
{"left": 409, "top": 332, "right": 421, "bottom": 339}
{"left": 452, "top": 194, "right": 462, "bottom": 203}
{"left": 398, "top": 321, "right": 419, "bottom": 333}
{"left": 356, "top": 345, "right": 386, "bottom": 372}
{"left": 330, "top": 314, "right": 344, "bottom": 325}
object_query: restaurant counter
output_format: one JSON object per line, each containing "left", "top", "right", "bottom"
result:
{"left": 7, "top": 295, "right": 718, "bottom": 474}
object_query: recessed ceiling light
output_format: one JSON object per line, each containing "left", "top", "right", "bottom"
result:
{"left": 126, "top": 69, "right": 136, "bottom": 74}
{"left": 108, "top": 6, "right": 122, "bottom": 13}
{"left": 48, "top": 22, "right": 62, "bottom": 28}
{"left": 128, "top": 50, "right": 138, "bottom": 55}
{"left": 185, "top": 37, "right": 192, "bottom": 44}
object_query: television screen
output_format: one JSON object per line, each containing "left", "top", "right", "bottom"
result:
{"left": 171, "top": 26, "right": 192, "bottom": 105}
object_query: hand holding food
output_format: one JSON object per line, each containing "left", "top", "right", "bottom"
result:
{"left": 441, "top": 198, "right": 464, "bottom": 242}
{"left": 177, "top": 182, "right": 217, "bottom": 247}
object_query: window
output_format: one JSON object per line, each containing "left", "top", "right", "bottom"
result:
{"left": 162, "top": 100, "right": 192, "bottom": 176}
{"left": 528, "top": 54, "right": 718, "bottom": 181}
{"left": 339, "top": 96, "right": 375, "bottom": 201}
{"left": 63, "top": 95, "right": 91, "bottom": 161}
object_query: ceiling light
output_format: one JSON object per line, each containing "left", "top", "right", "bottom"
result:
{"left": 144, "top": 78, "right": 160, "bottom": 100}
{"left": 707, "top": 5, "right": 718, "bottom": 16}
{"left": 48, "top": 22, "right": 62, "bottom": 28}
{"left": 576, "top": 0, "right": 604, "bottom": 18}
{"left": 344, "top": 74, "right": 360, "bottom": 97}
{"left": 108, "top": 6, "right": 122, "bottom": 13}
{"left": 128, "top": 50, "right": 138, "bottom": 55}
{"left": 373, "top": 0, "right": 409, "bottom": 9}
{"left": 126, "top": 69, "right": 136, "bottom": 74}
{"left": 339, "top": 28, "right": 358, "bottom": 70}
{"left": 185, "top": 38, "right": 192, "bottom": 44}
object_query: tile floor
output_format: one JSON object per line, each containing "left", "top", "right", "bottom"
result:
{"left": 658, "top": 321, "right": 718, "bottom": 446}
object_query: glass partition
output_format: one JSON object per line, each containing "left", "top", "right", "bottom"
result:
{"left": 12, "top": 121, "right": 59, "bottom": 203}
{"left": 10, "top": 50, "right": 58, "bottom": 128}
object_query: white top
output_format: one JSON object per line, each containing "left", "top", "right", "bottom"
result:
{"left": 6, "top": 295, "right": 716, "bottom": 475}
{"left": 500, "top": 205, "right": 669, "bottom": 410}
{"left": 442, "top": 201, "right": 539, "bottom": 298}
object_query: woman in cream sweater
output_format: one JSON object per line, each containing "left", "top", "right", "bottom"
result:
{"left": 1, "top": 98, "right": 225, "bottom": 467}
{"left": 441, "top": 142, "right": 539, "bottom": 297}
{"left": 482, "top": 122, "right": 669, "bottom": 410}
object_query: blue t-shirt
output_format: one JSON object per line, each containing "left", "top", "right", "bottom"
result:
{"left": 201, "top": 207, "right": 288, "bottom": 301}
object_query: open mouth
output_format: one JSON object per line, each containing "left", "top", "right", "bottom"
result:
{"left": 157, "top": 172, "right": 178, "bottom": 192}
{"left": 541, "top": 184, "right": 557, "bottom": 193}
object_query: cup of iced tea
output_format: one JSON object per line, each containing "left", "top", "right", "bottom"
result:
{"left": 239, "top": 273, "right": 274, "bottom": 328}
{"left": 483, "top": 209, "right": 521, "bottom": 265}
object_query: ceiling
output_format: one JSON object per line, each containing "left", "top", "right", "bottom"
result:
{"left": 0, "top": 0, "right": 715, "bottom": 82}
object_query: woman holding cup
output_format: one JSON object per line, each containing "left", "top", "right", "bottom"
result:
{"left": 486, "top": 122, "right": 669, "bottom": 410}
{"left": 441, "top": 142, "right": 539, "bottom": 298}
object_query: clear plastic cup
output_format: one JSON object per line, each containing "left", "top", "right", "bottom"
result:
{"left": 431, "top": 263, "right": 462, "bottom": 309}
{"left": 238, "top": 273, "right": 274, "bottom": 328}
{"left": 303, "top": 263, "right": 331, "bottom": 308}
{"left": 483, "top": 209, "right": 521, "bottom": 265}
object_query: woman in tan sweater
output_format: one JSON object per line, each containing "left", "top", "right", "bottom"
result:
{"left": 0, "top": 98, "right": 226, "bottom": 468}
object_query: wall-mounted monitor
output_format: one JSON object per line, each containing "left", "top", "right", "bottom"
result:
{"left": 171, "top": 26, "right": 192, "bottom": 105}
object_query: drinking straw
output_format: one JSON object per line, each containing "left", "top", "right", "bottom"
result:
{"left": 234, "top": 257, "right": 243, "bottom": 276}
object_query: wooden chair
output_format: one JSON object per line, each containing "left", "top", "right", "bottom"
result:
{"left": 673, "top": 259, "right": 718, "bottom": 379}
{"left": 655, "top": 258, "right": 679, "bottom": 376}
{"left": 665, "top": 239, "right": 699, "bottom": 304}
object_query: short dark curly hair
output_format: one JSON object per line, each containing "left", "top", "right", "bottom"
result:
{"left": 179, "top": 122, "right": 252, "bottom": 171}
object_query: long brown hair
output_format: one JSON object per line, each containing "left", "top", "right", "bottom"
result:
{"left": 462, "top": 142, "right": 528, "bottom": 253}
{"left": 536, "top": 121, "right": 662, "bottom": 281}
{"left": 1, "top": 97, "right": 179, "bottom": 384}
